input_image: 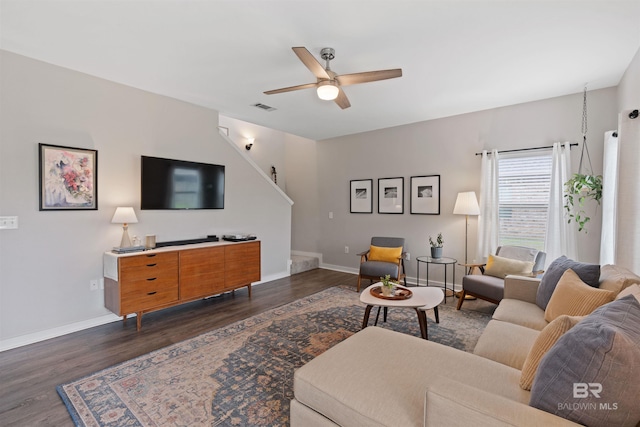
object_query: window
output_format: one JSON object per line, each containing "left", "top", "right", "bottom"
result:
{"left": 498, "top": 151, "right": 552, "bottom": 251}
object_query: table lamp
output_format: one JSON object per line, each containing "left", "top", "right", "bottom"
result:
{"left": 111, "top": 207, "right": 138, "bottom": 248}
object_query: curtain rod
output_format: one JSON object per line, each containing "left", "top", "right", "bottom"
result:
{"left": 475, "top": 143, "right": 578, "bottom": 156}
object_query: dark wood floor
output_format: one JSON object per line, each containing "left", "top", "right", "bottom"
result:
{"left": 0, "top": 269, "right": 356, "bottom": 426}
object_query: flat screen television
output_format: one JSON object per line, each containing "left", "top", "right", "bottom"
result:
{"left": 141, "top": 156, "right": 225, "bottom": 210}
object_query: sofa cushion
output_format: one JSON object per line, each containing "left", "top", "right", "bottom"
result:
{"left": 599, "top": 264, "right": 640, "bottom": 294}
{"left": 530, "top": 295, "right": 640, "bottom": 427}
{"left": 536, "top": 256, "right": 600, "bottom": 310}
{"left": 367, "top": 245, "right": 402, "bottom": 263}
{"left": 519, "top": 315, "right": 584, "bottom": 390}
{"left": 615, "top": 283, "right": 640, "bottom": 302}
{"left": 484, "top": 254, "right": 535, "bottom": 279}
{"left": 493, "top": 299, "right": 548, "bottom": 331}
{"left": 474, "top": 320, "right": 539, "bottom": 370}
{"left": 544, "top": 269, "right": 614, "bottom": 322}
{"left": 294, "top": 327, "right": 530, "bottom": 427}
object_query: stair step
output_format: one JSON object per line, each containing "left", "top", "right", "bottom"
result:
{"left": 290, "top": 255, "right": 319, "bottom": 275}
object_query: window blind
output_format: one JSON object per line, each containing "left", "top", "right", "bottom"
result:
{"left": 498, "top": 151, "right": 552, "bottom": 251}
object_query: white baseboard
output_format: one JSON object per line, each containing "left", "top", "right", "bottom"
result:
{"left": 0, "top": 269, "right": 291, "bottom": 353}
{"left": 0, "top": 313, "right": 121, "bottom": 352}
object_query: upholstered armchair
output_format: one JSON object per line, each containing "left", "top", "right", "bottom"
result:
{"left": 456, "top": 245, "right": 546, "bottom": 309}
{"left": 357, "top": 237, "right": 407, "bottom": 292}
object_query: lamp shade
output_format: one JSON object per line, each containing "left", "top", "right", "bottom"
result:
{"left": 453, "top": 191, "right": 480, "bottom": 216}
{"left": 111, "top": 207, "right": 138, "bottom": 224}
{"left": 317, "top": 81, "right": 339, "bottom": 100}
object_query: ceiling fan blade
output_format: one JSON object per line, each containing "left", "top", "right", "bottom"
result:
{"left": 264, "top": 82, "right": 318, "bottom": 95}
{"left": 292, "top": 47, "right": 330, "bottom": 80}
{"left": 336, "top": 69, "right": 402, "bottom": 87}
{"left": 334, "top": 88, "right": 351, "bottom": 109}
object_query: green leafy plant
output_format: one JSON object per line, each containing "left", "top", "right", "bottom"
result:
{"left": 564, "top": 173, "right": 603, "bottom": 233}
{"left": 429, "top": 233, "right": 444, "bottom": 248}
{"left": 380, "top": 274, "right": 397, "bottom": 288}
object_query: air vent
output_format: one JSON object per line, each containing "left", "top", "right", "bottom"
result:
{"left": 252, "top": 103, "right": 277, "bottom": 112}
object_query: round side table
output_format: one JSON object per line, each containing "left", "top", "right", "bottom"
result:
{"left": 416, "top": 256, "right": 457, "bottom": 301}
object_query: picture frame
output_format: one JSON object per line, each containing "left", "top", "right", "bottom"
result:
{"left": 39, "top": 143, "right": 98, "bottom": 211}
{"left": 378, "top": 177, "right": 404, "bottom": 214}
{"left": 350, "top": 179, "right": 373, "bottom": 213}
{"left": 410, "top": 175, "right": 440, "bottom": 214}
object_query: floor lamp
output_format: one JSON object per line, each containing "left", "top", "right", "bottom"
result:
{"left": 453, "top": 192, "right": 480, "bottom": 298}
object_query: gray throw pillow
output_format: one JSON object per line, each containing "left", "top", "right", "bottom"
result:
{"left": 536, "top": 256, "right": 600, "bottom": 309}
{"left": 530, "top": 295, "right": 640, "bottom": 427}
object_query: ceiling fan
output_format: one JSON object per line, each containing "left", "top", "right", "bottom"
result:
{"left": 264, "top": 47, "right": 402, "bottom": 109}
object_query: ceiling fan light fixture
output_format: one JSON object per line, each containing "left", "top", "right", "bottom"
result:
{"left": 317, "top": 80, "right": 339, "bottom": 101}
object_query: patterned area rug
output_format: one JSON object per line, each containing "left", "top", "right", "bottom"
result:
{"left": 57, "top": 286, "right": 491, "bottom": 426}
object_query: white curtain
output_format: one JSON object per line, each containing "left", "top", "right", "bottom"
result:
{"left": 545, "top": 142, "right": 577, "bottom": 265}
{"left": 476, "top": 149, "right": 499, "bottom": 261}
{"left": 615, "top": 111, "right": 640, "bottom": 273}
{"left": 600, "top": 131, "right": 619, "bottom": 265}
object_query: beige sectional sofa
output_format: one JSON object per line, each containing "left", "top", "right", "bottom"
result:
{"left": 291, "top": 264, "right": 640, "bottom": 427}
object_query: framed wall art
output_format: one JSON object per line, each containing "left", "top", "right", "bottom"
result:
{"left": 410, "top": 175, "right": 440, "bottom": 214}
{"left": 350, "top": 179, "right": 373, "bottom": 213}
{"left": 378, "top": 177, "right": 404, "bottom": 214}
{"left": 39, "top": 143, "right": 98, "bottom": 211}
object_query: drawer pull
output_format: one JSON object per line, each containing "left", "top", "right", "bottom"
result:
{"left": 146, "top": 263, "right": 157, "bottom": 267}
{"left": 147, "top": 277, "right": 157, "bottom": 281}
{"left": 146, "top": 254, "right": 157, "bottom": 258}
{"left": 147, "top": 291, "right": 157, "bottom": 295}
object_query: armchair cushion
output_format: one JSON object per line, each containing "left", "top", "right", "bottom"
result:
{"left": 359, "top": 261, "right": 400, "bottom": 281}
{"left": 536, "top": 256, "right": 600, "bottom": 310}
{"left": 463, "top": 274, "right": 505, "bottom": 302}
{"left": 367, "top": 245, "right": 402, "bottom": 263}
{"left": 484, "top": 254, "right": 535, "bottom": 279}
{"left": 544, "top": 269, "right": 614, "bottom": 322}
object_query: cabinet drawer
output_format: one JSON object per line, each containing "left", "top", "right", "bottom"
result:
{"left": 120, "top": 252, "right": 178, "bottom": 281}
{"left": 120, "top": 252, "right": 178, "bottom": 269}
{"left": 121, "top": 282, "right": 178, "bottom": 313}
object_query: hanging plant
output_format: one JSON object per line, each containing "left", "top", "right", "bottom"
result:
{"left": 563, "top": 85, "right": 602, "bottom": 233}
{"left": 564, "top": 173, "right": 602, "bottom": 232}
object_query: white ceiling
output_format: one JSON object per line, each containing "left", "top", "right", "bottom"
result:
{"left": 1, "top": 0, "right": 639, "bottom": 141}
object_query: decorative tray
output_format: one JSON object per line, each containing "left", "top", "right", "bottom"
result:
{"left": 370, "top": 286, "right": 412, "bottom": 300}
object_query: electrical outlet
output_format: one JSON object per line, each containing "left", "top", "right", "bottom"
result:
{"left": 90, "top": 279, "right": 99, "bottom": 291}
{"left": 329, "top": 211, "right": 334, "bottom": 219}
{"left": 99, "top": 278, "right": 104, "bottom": 290}
{"left": 344, "top": 246, "right": 349, "bottom": 254}
{"left": 0, "top": 216, "right": 18, "bottom": 229}
{"left": 405, "top": 252, "right": 411, "bottom": 261}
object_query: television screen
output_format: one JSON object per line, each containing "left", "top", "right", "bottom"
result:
{"left": 141, "top": 156, "right": 225, "bottom": 210}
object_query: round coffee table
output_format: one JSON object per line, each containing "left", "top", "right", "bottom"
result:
{"left": 360, "top": 283, "right": 444, "bottom": 340}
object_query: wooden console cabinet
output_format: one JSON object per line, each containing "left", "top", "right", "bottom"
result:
{"left": 104, "top": 240, "right": 260, "bottom": 330}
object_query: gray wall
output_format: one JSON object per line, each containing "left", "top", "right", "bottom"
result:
{"left": 305, "top": 88, "right": 618, "bottom": 286}
{"left": 0, "top": 51, "right": 292, "bottom": 347}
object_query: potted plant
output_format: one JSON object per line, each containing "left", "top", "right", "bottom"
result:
{"left": 380, "top": 274, "right": 397, "bottom": 297}
{"left": 429, "top": 233, "right": 444, "bottom": 259}
{"left": 564, "top": 173, "right": 602, "bottom": 233}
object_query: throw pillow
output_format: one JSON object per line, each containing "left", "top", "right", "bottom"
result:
{"left": 483, "top": 254, "right": 535, "bottom": 279}
{"left": 536, "top": 255, "right": 600, "bottom": 310}
{"left": 368, "top": 245, "right": 402, "bottom": 263}
{"left": 530, "top": 295, "right": 640, "bottom": 427}
{"left": 519, "top": 315, "right": 584, "bottom": 390}
{"left": 544, "top": 269, "right": 614, "bottom": 322}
